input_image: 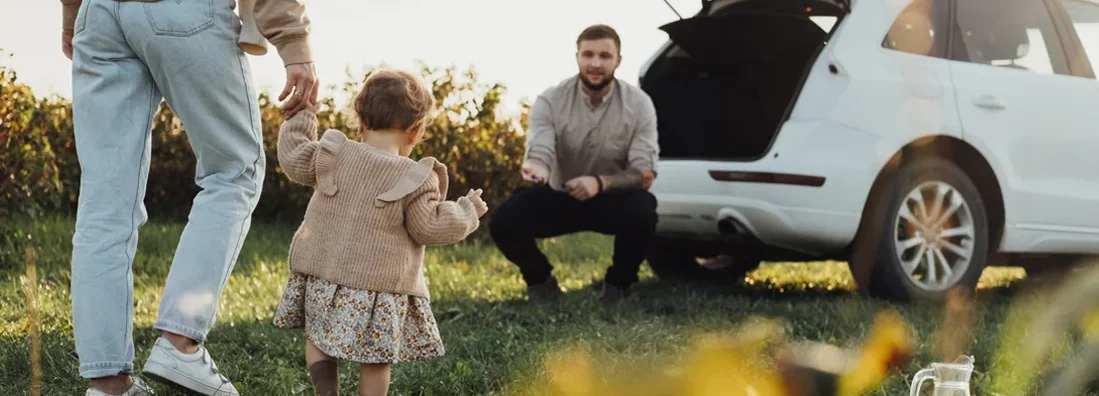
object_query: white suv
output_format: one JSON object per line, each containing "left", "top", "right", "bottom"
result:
{"left": 639, "top": 0, "right": 1099, "bottom": 300}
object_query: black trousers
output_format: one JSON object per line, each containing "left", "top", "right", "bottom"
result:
{"left": 489, "top": 185, "right": 658, "bottom": 288}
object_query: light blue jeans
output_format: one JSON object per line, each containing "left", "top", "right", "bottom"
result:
{"left": 70, "top": 0, "right": 264, "bottom": 379}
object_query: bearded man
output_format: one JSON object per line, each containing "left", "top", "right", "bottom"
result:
{"left": 489, "top": 24, "right": 661, "bottom": 303}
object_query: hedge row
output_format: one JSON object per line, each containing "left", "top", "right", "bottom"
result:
{"left": 2, "top": 53, "right": 531, "bottom": 231}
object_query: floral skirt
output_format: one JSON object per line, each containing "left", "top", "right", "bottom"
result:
{"left": 272, "top": 272, "right": 445, "bottom": 364}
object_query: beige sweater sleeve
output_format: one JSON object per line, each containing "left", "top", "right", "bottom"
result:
{"left": 405, "top": 172, "right": 480, "bottom": 246}
{"left": 252, "top": 0, "right": 313, "bottom": 65}
{"left": 60, "top": 0, "right": 82, "bottom": 30}
{"left": 277, "top": 109, "right": 321, "bottom": 186}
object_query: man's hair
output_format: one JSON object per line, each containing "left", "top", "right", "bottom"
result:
{"left": 576, "top": 24, "right": 621, "bottom": 55}
{"left": 353, "top": 68, "right": 435, "bottom": 133}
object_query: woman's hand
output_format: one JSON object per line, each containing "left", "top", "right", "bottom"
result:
{"left": 62, "top": 29, "right": 74, "bottom": 60}
{"left": 280, "top": 62, "right": 319, "bottom": 118}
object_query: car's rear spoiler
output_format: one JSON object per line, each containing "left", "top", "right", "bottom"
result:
{"left": 658, "top": 11, "right": 832, "bottom": 64}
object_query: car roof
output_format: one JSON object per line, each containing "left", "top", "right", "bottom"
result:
{"left": 704, "top": 0, "right": 848, "bottom": 17}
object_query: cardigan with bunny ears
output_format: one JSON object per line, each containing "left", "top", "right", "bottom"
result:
{"left": 276, "top": 110, "right": 480, "bottom": 298}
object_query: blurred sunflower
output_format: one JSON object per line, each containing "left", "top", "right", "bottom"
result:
{"left": 541, "top": 312, "right": 912, "bottom": 396}
{"left": 534, "top": 262, "right": 1099, "bottom": 396}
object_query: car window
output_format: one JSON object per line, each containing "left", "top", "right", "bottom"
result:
{"left": 1060, "top": 0, "right": 1099, "bottom": 74}
{"left": 952, "top": 0, "right": 1069, "bottom": 75}
{"left": 882, "top": 0, "right": 950, "bottom": 58}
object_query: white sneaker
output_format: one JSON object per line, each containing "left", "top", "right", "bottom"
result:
{"left": 142, "top": 337, "right": 239, "bottom": 395}
{"left": 85, "top": 377, "right": 154, "bottom": 395}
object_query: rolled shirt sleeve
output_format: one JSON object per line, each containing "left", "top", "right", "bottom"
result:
{"left": 628, "top": 94, "right": 660, "bottom": 174}
{"left": 524, "top": 95, "right": 557, "bottom": 169}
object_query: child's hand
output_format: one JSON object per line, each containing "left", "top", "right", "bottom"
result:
{"left": 465, "top": 189, "right": 488, "bottom": 217}
{"left": 283, "top": 98, "right": 320, "bottom": 119}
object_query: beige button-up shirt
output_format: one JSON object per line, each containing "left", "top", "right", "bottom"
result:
{"left": 525, "top": 76, "right": 660, "bottom": 191}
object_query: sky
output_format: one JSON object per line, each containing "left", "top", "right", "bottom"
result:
{"left": 0, "top": 0, "right": 704, "bottom": 113}
{"left": 8, "top": 0, "right": 1099, "bottom": 113}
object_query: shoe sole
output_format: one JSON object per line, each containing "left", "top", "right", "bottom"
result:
{"left": 143, "top": 361, "right": 237, "bottom": 396}
{"left": 143, "top": 371, "right": 204, "bottom": 396}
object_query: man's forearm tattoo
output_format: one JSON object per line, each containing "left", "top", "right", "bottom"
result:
{"left": 599, "top": 168, "right": 649, "bottom": 192}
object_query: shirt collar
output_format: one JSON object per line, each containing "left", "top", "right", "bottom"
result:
{"left": 577, "top": 77, "right": 615, "bottom": 109}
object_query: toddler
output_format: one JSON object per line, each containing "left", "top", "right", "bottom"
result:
{"left": 271, "top": 68, "right": 487, "bottom": 396}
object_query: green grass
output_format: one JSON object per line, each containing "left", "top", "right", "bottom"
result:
{"left": 0, "top": 215, "right": 1092, "bottom": 395}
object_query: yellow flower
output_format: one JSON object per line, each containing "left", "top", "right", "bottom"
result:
{"left": 545, "top": 346, "right": 599, "bottom": 396}
{"left": 540, "top": 318, "right": 788, "bottom": 396}
{"left": 1080, "top": 308, "right": 1099, "bottom": 340}
{"left": 679, "top": 319, "right": 787, "bottom": 396}
{"left": 835, "top": 310, "right": 913, "bottom": 396}
{"left": 532, "top": 312, "right": 914, "bottom": 396}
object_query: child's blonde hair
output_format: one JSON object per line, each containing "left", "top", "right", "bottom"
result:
{"left": 353, "top": 68, "right": 435, "bottom": 139}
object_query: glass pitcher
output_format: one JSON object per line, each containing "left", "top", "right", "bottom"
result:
{"left": 909, "top": 355, "right": 975, "bottom": 396}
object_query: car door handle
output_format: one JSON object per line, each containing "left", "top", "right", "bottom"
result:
{"left": 973, "top": 95, "right": 1006, "bottom": 110}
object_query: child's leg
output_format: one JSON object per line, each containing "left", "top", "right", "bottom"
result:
{"left": 357, "top": 363, "right": 391, "bottom": 396}
{"left": 306, "top": 339, "right": 339, "bottom": 396}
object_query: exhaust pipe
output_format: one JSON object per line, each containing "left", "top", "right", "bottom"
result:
{"left": 717, "top": 209, "right": 747, "bottom": 235}
{"left": 718, "top": 217, "right": 739, "bottom": 235}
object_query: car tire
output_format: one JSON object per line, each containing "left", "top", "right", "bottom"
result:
{"left": 647, "top": 237, "right": 760, "bottom": 285}
{"left": 852, "top": 157, "right": 990, "bottom": 301}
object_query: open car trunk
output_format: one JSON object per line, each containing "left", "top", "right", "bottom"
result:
{"left": 641, "top": 0, "right": 846, "bottom": 160}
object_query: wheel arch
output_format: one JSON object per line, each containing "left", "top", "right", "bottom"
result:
{"left": 846, "top": 135, "right": 1005, "bottom": 289}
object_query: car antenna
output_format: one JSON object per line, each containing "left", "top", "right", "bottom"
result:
{"left": 663, "top": 0, "right": 684, "bottom": 19}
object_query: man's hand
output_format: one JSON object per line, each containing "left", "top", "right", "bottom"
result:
{"left": 62, "top": 29, "right": 74, "bottom": 60}
{"left": 640, "top": 170, "right": 656, "bottom": 190}
{"left": 565, "top": 176, "right": 600, "bottom": 201}
{"left": 280, "top": 62, "right": 319, "bottom": 118}
{"left": 521, "top": 159, "right": 549, "bottom": 185}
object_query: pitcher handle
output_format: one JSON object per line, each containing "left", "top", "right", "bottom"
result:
{"left": 910, "top": 368, "right": 935, "bottom": 396}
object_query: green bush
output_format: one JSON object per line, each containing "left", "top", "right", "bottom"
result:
{"left": 0, "top": 53, "right": 77, "bottom": 219}
{"left": 0, "top": 51, "right": 531, "bottom": 231}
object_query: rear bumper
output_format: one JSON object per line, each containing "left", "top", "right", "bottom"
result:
{"left": 650, "top": 119, "right": 882, "bottom": 256}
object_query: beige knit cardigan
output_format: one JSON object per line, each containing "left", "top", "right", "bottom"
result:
{"left": 277, "top": 110, "right": 480, "bottom": 298}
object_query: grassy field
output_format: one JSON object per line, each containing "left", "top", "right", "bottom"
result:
{"left": 0, "top": 215, "right": 1092, "bottom": 395}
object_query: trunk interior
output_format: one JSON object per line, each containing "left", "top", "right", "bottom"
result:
{"left": 641, "top": 0, "right": 844, "bottom": 160}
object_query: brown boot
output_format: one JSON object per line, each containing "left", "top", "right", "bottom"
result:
{"left": 527, "top": 275, "right": 564, "bottom": 304}
{"left": 600, "top": 282, "right": 630, "bottom": 302}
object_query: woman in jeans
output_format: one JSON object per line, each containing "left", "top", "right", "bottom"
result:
{"left": 60, "top": 0, "right": 318, "bottom": 394}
